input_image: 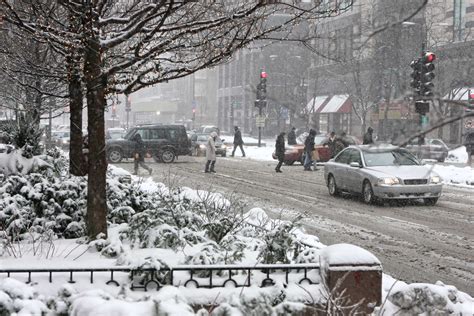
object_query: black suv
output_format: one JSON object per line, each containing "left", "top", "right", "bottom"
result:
{"left": 106, "top": 124, "right": 191, "bottom": 163}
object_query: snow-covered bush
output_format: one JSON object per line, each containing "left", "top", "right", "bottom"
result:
{"left": 295, "top": 247, "right": 320, "bottom": 264}
{"left": 258, "top": 216, "right": 302, "bottom": 264}
{"left": 0, "top": 278, "right": 50, "bottom": 315}
{"left": 385, "top": 281, "right": 474, "bottom": 315}
{"left": 0, "top": 114, "right": 43, "bottom": 155}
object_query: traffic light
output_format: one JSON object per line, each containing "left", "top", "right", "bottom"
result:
{"left": 469, "top": 89, "right": 474, "bottom": 107}
{"left": 255, "top": 71, "right": 268, "bottom": 108}
{"left": 419, "top": 52, "right": 436, "bottom": 97}
{"left": 260, "top": 71, "right": 267, "bottom": 96}
{"left": 410, "top": 58, "right": 422, "bottom": 95}
{"left": 415, "top": 100, "right": 429, "bottom": 115}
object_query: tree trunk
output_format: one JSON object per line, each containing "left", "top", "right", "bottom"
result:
{"left": 68, "top": 11, "right": 85, "bottom": 176}
{"left": 68, "top": 67, "right": 85, "bottom": 175}
{"left": 84, "top": 5, "right": 107, "bottom": 239}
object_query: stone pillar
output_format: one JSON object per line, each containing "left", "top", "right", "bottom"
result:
{"left": 320, "top": 244, "right": 383, "bottom": 315}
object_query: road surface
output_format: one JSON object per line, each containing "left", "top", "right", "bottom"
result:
{"left": 117, "top": 156, "right": 474, "bottom": 294}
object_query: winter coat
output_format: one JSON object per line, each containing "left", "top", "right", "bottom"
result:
{"left": 304, "top": 133, "right": 315, "bottom": 154}
{"left": 206, "top": 133, "right": 217, "bottom": 161}
{"left": 324, "top": 137, "right": 337, "bottom": 158}
{"left": 465, "top": 132, "right": 474, "bottom": 152}
{"left": 275, "top": 134, "right": 285, "bottom": 160}
{"left": 363, "top": 131, "right": 374, "bottom": 145}
{"left": 133, "top": 134, "right": 146, "bottom": 161}
{"left": 233, "top": 130, "right": 243, "bottom": 145}
{"left": 287, "top": 130, "right": 297, "bottom": 145}
{"left": 333, "top": 137, "right": 348, "bottom": 157}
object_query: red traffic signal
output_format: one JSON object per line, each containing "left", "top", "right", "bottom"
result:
{"left": 260, "top": 71, "right": 267, "bottom": 79}
{"left": 423, "top": 52, "right": 436, "bottom": 63}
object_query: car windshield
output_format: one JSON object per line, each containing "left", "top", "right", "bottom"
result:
{"left": 53, "top": 131, "right": 69, "bottom": 138}
{"left": 363, "top": 149, "right": 420, "bottom": 166}
{"left": 314, "top": 136, "right": 327, "bottom": 145}
{"left": 124, "top": 129, "right": 136, "bottom": 140}
{"left": 108, "top": 131, "right": 125, "bottom": 139}
{"left": 197, "top": 135, "right": 208, "bottom": 141}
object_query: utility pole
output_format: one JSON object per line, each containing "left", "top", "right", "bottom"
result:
{"left": 255, "top": 71, "right": 267, "bottom": 147}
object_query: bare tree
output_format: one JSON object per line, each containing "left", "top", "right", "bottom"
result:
{"left": 2, "top": 0, "right": 355, "bottom": 239}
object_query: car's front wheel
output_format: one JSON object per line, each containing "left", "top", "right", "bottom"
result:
{"left": 160, "top": 149, "right": 175, "bottom": 163}
{"left": 424, "top": 197, "right": 439, "bottom": 206}
{"left": 108, "top": 148, "right": 123, "bottom": 163}
{"left": 328, "top": 175, "right": 340, "bottom": 197}
{"left": 362, "top": 180, "right": 375, "bottom": 204}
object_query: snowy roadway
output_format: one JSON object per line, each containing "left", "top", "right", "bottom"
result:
{"left": 116, "top": 156, "right": 474, "bottom": 295}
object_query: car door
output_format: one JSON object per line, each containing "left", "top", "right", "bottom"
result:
{"left": 346, "top": 149, "right": 363, "bottom": 192}
{"left": 332, "top": 149, "right": 352, "bottom": 190}
{"left": 167, "top": 128, "right": 188, "bottom": 154}
{"left": 148, "top": 128, "right": 168, "bottom": 156}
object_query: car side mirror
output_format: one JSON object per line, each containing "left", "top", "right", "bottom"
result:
{"left": 221, "top": 138, "right": 225, "bottom": 142}
{"left": 350, "top": 162, "right": 361, "bottom": 168}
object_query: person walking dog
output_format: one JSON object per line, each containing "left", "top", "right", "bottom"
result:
{"left": 205, "top": 131, "right": 218, "bottom": 173}
{"left": 132, "top": 133, "right": 152, "bottom": 176}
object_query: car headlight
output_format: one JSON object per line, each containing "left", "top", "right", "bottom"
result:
{"left": 221, "top": 144, "right": 227, "bottom": 149}
{"left": 199, "top": 144, "right": 206, "bottom": 149}
{"left": 378, "top": 177, "right": 400, "bottom": 185}
{"left": 430, "top": 176, "right": 441, "bottom": 184}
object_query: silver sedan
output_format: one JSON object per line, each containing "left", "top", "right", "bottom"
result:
{"left": 324, "top": 145, "right": 443, "bottom": 205}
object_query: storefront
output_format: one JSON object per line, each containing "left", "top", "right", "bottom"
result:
{"left": 306, "top": 95, "right": 353, "bottom": 134}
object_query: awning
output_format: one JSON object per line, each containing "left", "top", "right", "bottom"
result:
{"left": 443, "top": 87, "right": 473, "bottom": 100}
{"left": 306, "top": 96, "right": 329, "bottom": 113}
{"left": 319, "top": 95, "right": 352, "bottom": 113}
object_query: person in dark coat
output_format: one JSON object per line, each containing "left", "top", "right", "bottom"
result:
{"left": 363, "top": 127, "right": 374, "bottom": 145}
{"left": 333, "top": 131, "right": 349, "bottom": 157}
{"left": 231, "top": 126, "right": 245, "bottom": 157}
{"left": 465, "top": 132, "right": 474, "bottom": 165}
{"left": 287, "top": 127, "right": 297, "bottom": 145}
{"left": 132, "top": 133, "right": 152, "bottom": 175}
{"left": 275, "top": 132, "right": 286, "bottom": 173}
{"left": 303, "top": 129, "right": 317, "bottom": 171}
{"left": 324, "top": 131, "right": 337, "bottom": 158}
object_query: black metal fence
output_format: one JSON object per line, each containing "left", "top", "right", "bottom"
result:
{"left": 0, "top": 263, "right": 322, "bottom": 291}
{"left": 0, "top": 263, "right": 381, "bottom": 291}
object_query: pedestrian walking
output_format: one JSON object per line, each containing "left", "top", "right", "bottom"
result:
{"left": 275, "top": 132, "right": 286, "bottom": 173}
{"left": 324, "top": 131, "right": 337, "bottom": 158}
{"left": 304, "top": 129, "right": 317, "bottom": 171}
{"left": 333, "top": 131, "right": 349, "bottom": 157}
{"left": 287, "top": 127, "right": 297, "bottom": 145}
{"left": 231, "top": 126, "right": 245, "bottom": 157}
{"left": 363, "top": 127, "right": 374, "bottom": 145}
{"left": 205, "top": 131, "right": 218, "bottom": 173}
{"left": 464, "top": 132, "right": 474, "bottom": 166}
{"left": 132, "top": 134, "right": 152, "bottom": 176}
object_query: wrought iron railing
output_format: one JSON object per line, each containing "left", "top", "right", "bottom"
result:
{"left": 0, "top": 263, "right": 382, "bottom": 291}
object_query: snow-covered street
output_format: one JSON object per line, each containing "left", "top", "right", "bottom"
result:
{"left": 116, "top": 155, "right": 474, "bottom": 295}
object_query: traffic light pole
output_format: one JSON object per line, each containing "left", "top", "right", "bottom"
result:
{"left": 258, "top": 104, "right": 262, "bottom": 147}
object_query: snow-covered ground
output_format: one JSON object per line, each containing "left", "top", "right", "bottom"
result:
{"left": 445, "top": 146, "right": 469, "bottom": 164}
